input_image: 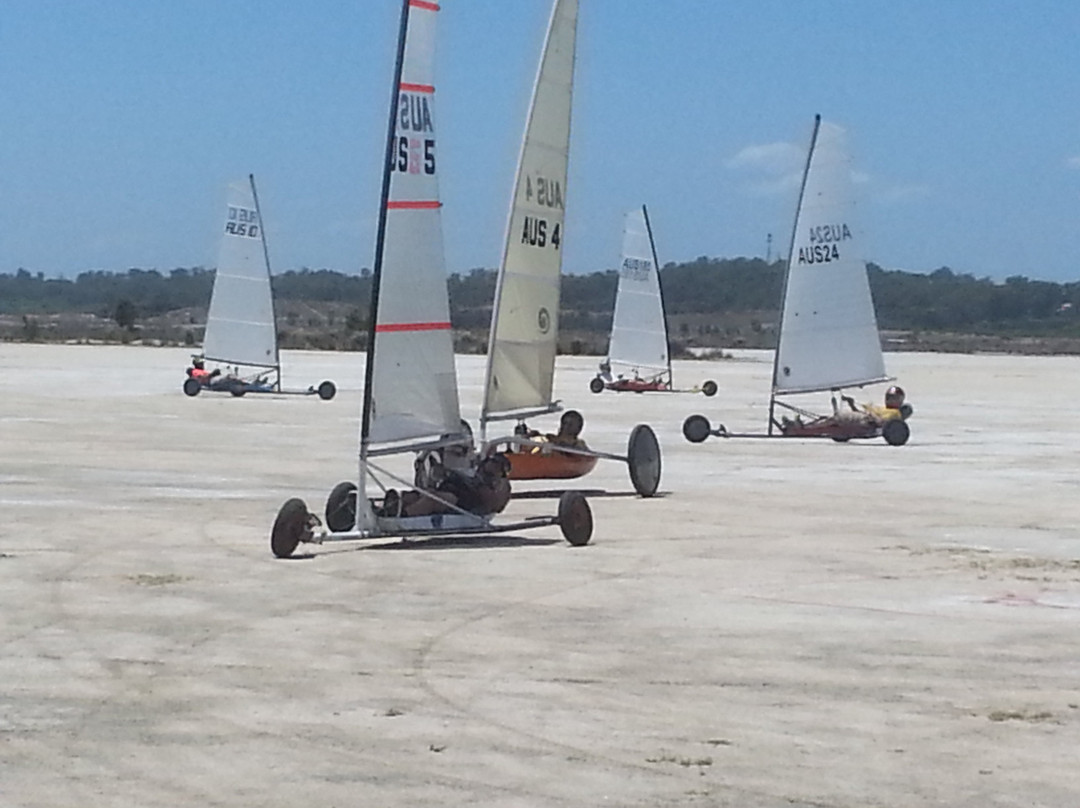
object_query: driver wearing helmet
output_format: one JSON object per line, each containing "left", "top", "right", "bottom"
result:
{"left": 884, "top": 385, "right": 905, "bottom": 410}
{"left": 186, "top": 356, "right": 220, "bottom": 385}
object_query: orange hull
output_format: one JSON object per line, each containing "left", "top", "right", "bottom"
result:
{"left": 506, "top": 449, "right": 598, "bottom": 481}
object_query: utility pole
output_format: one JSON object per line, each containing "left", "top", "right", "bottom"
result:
{"left": 765, "top": 232, "right": 773, "bottom": 263}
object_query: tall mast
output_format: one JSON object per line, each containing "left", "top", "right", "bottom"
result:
{"left": 360, "top": 0, "right": 412, "bottom": 451}
{"left": 640, "top": 203, "right": 671, "bottom": 380}
{"left": 248, "top": 173, "right": 280, "bottom": 388}
{"left": 768, "top": 114, "right": 820, "bottom": 434}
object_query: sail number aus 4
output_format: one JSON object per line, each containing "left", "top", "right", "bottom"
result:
{"left": 225, "top": 206, "right": 260, "bottom": 238}
{"left": 525, "top": 175, "right": 564, "bottom": 209}
{"left": 521, "top": 216, "right": 561, "bottom": 249}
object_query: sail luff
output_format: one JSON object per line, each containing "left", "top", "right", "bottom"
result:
{"left": 481, "top": 0, "right": 578, "bottom": 427}
{"left": 247, "top": 173, "right": 280, "bottom": 384}
{"left": 771, "top": 115, "right": 820, "bottom": 400}
{"left": 642, "top": 204, "right": 672, "bottom": 379}
{"left": 360, "top": 0, "right": 412, "bottom": 450}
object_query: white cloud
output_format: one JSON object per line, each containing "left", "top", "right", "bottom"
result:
{"left": 725, "top": 141, "right": 804, "bottom": 197}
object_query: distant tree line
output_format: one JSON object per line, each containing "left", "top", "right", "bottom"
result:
{"left": 2, "top": 260, "right": 1079, "bottom": 337}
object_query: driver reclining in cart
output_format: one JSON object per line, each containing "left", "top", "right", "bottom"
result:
{"left": 382, "top": 442, "right": 511, "bottom": 519}
{"left": 516, "top": 410, "right": 588, "bottom": 451}
{"left": 186, "top": 356, "right": 220, "bottom": 385}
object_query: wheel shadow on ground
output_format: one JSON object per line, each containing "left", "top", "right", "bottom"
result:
{"left": 366, "top": 534, "right": 562, "bottom": 551}
{"left": 511, "top": 488, "right": 670, "bottom": 500}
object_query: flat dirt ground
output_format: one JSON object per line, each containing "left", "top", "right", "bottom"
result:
{"left": 2, "top": 343, "right": 1079, "bottom": 807}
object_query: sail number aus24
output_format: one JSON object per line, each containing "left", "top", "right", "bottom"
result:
{"left": 797, "top": 223, "right": 852, "bottom": 265}
{"left": 225, "top": 206, "right": 260, "bottom": 238}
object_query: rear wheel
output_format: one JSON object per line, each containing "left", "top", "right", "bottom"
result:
{"left": 325, "top": 481, "right": 357, "bottom": 532}
{"left": 557, "top": 491, "right": 592, "bottom": 546}
{"left": 271, "top": 498, "right": 310, "bottom": 558}
{"left": 682, "top": 414, "right": 712, "bottom": 443}
{"left": 182, "top": 378, "right": 201, "bottom": 397}
{"left": 229, "top": 383, "right": 246, "bottom": 397}
{"left": 318, "top": 380, "right": 336, "bottom": 401}
{"left": 883, "top": 418, "right": 910, "bottom": 446}
{"left": 627, "top": 424, "right": 661, "bottom": 497}
{"left": 702, "top": 380, "right": 718, "bottom": 397}
{"left": 589, "top": 376, "right": 605, "bottom": 394}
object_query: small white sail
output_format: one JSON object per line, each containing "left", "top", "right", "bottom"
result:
{"left": 607, "top": 206, "right": 670, "bottom": 377}
{"left": 773, "top": 118, "right": 888, "bottom": 396}
{"left": 482, "top": 0, "right": 578, "bottom": 421}
{"left": 365, "top": 0, "right": 461, "bottom": 447}
{"left": 203, "top": 177, "right": 278, "bottom": 370}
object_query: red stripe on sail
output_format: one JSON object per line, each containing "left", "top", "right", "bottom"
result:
{"left": 376, "top": 321, "right": 451, "bottom": 333}
{"left": 399, "top": 82, "right": 435, "bottom": 94}
{"left": 386, "top": 200, "right": 441, "bottom": 210}
{"left": 410, "top": 0, "right": 440, "bottom": 11}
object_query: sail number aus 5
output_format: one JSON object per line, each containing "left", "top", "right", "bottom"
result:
{"left": 391, "top": 136, "right": 436, "bottom": 175}
{"left": 225, "top": 206, "right": 260, "bottom": 238}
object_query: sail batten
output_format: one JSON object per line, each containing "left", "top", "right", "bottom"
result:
{"left": 772, "top": 119, "right": 887, "bottom": 397}
{"left": 362, "top": 0, "right": 462, "bottom": 450}
{"left": 202, "top": 176, "right": 279, "bottom": 371}
{"left": 482, "top": 0, "right": 578, "bottom": 424}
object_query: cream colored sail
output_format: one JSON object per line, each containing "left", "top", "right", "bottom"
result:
{"left": 203, "top": 177, "right": 278, "bottom": 370}
{"left": 773, "top": 118, "right": 889, "bottom": 396}
{"left": 365, "top": 0, "right": 462, "bottom": 447}
{"left": 481, "top": 0, "right": 578, "bottom": 422}
{"left": 607, "top": 206, "right": 670, "bottom": 377}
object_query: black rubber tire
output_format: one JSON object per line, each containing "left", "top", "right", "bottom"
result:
{"left": 899, "top": 403, "right": 914, "bottom": 419}
{"left": 832, "top": 436, "right": 851, "bottom": 443}
{"left": 882, "top": 418, "right": 910, "bottom": 446}
{"left": 682, "top": 414, "right": 712, "bottom": 443}
{"left": 229, "top": 383, "right": 246, "bottom": 397}
{"left": 627, "top": 424, "right": 661, "bottom": 497}
{"left": 702, "top": 380, "right": 718, "bottom": 397}
{"left": 324, "top": 481, "right": 357, "bottom": 532}
{"left": 271, "top": 498, "right": 310, "bottom": 558}
{"left": 182, "top": 378, "right": 201, "bottom": 397}
{"left": 557, "top": 491, "right": 592, "bottom": 546}
{"left": 589, "top": 376, "right": 605, "bottom": 394}
{"left": 318, "top": 380, "right": 336, "bottom": 401}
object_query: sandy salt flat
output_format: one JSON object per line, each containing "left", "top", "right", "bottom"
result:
{"left": 2, "top": 342, "right": 1079, "bottom": 807}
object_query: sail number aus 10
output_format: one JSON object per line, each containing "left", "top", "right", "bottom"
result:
{"left": 225, "top": 206, "right": 260, "bottom": 238}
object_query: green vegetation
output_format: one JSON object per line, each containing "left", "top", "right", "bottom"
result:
{"left": 3, "top": 259, "right": 1080, "bottom": 352}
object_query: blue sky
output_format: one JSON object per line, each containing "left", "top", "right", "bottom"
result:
{"left": 3, "top": 1, "right": 1079, "bottom": 282}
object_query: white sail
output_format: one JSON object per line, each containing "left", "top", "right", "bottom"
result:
{"left": 607, "top": 206, "right": 670, "bottom": 376}
{"left": 365, "top": 0, "right": 461, "bottom": 447}
{"left": 482, "top": 0, "right": 578, "bottom": 421}
{"left": 773, "top": 118, "right": 888, "bottom": 396}
{"left": 203, "top": 177, "right": 278, "bottom": 369}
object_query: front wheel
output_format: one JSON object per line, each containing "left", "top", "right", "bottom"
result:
{"left": 627, "top": 424, "right": 661, "bottom": 497}
{"left": 318, "top": 380, "right": 336, "bottom": 401}
{"left": 558, "top": 491, "right": 592, "bottom": 546}
{"left": 325, "top": 481, "right": 357, "bottom": 532}
{"left": 182, "top": 378, "right": 201, "bottom": 397}
{"left": 882, "top": 418, "right": 910, "bottom": 446}
{"left": 682, "top": 414, "right": 712, "bottom": 443}
{"left": 271, "top": 498, "right": 311, "bottom": 558}
{"left": 589, "top": 376, "right": 605, "bottom": 394}
{"left": 702, "top": 380, "right": 718, "bottom": 397}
